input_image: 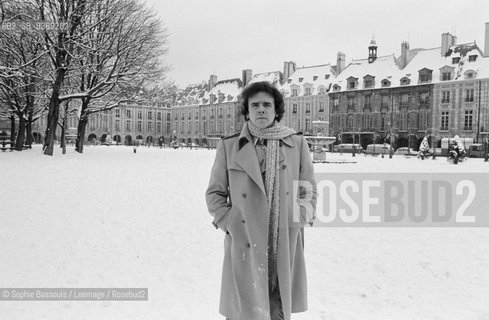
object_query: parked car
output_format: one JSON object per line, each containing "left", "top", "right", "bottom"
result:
{"left": 394, "top": 147, "right": 416, "bottom": 156}
{"left": 333, "top": 143, "right": 363, "bottom": 153}
{"left": 365, "top": 143, "right": 391, "bottom": 155}
{"left": 468, "top": 143, "right": 485, "bottom": 157}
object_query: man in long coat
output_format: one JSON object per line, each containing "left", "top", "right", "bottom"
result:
{"left": 206, "top": 83, "right": 317, "bottom": 320}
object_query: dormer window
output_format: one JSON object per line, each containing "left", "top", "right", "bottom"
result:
{"left": 347, "top": 77, "right": 358, "bottom": 90}
{"left": 363, "top": 75, "right": 375, "bottom": 89}
{"left": 440, "top": 66, "right": 454, "bottom": 81}
{"left": 469, "top": 55, "right": 477, "bottom": 62}
{"left": 381, "top": 79, "right": 391, "bottom": 87}
{"left": 304, "top": 87, "right": 312, "bottom": 95}
{"left": 452, "top": 57, "right": 461, "bottom": 64}
{"left": 299, "top": 77, "right": 303, "bottom": 82}
{"left": 333, "top": 84, "right": 341, "bottom": 91}
{"left": 313, "top": 76, "right": 318, "bottom": 81}
{"left": 318, "top": 86, "right": 326, "bottom": 94}
{"left": 418, "top": 68, "right": 432, "bottom": 84}
{"left": 464, "top": 70, "right": 477, "bottom": 79}
{"left": 291, "top": 85, "right": 299, "bottom": 97}
{"left": 287, "top": 79, "right": 292, "bottom": 83}
{"left": 400, "top": 77, "right": 410, "bottom": 86}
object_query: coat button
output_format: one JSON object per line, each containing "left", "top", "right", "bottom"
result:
{"left": 242, "top": 193, "right": 247, "bottom": 198}
{"left": 279, "top": 141, "right": 283, "bottom": 147}
{"left": 286, "top": 191, "right": 289, "bottom": 195}
{"left": 282, "top": 164, "right": 287, "bottom": 169}
{"left": 246, "top": 243, "right": 251, "bottom": 248}
{"left": 241, "top": 219, "right": 245, "bottom": 223}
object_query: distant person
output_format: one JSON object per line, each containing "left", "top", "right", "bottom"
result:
{"left": 206, "top": 81, "right": 317, "bottom": 320}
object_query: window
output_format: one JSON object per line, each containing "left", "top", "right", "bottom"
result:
{"left": 157, "top": 112, "right": 162, "bottom": 120}
{"left": 138, "top": 111, "right": 142, "bottom": 119}
{"left": 464, "top": 110, "right": 473, "bottom": 130}
{"left": 465, "top": 89, "right": 474, "bottom": 102}
{"left": 292, "top": 104, "right": 297, "bottom": 114}
{"left": 325, "top": 74, "right": 330, "bottom": 79}
{"left": 347, "top": 97, "right": 354, "bottom": 109}
{"left": 115, "top": 109, "right": 120, "bottom": 118}
{"left": 333, "top": 98, "right": 339, "bottom": 108}
{"left": 465, "top": 71, "right": 475, "bottom": 79}
{"left": 126, "top": 110, "right": 131, "bottom": 118}
{"left": 347, "top": 114, "right": 353, "bottom": 130}
{"left": 452, "top": 57, "right": 460, "bottom": 64}
{"left": 380, "top": 95, "right": 388, "bottom": 108}
{"left": 381, "top": 113, "right": 386, "bottom": 130}
{"left": 400, "top": 77, "right": 410, "bottom": 86}
{"left": 292, "top": 88, "right": 298, "bottom": 96}
{"left": 126, "top": 120, "right": 131, "bottom": 131}
{"left": 305, "top": 87, "right": 311, "bottom": 95}
{"left": 469, "top": 55, "right": 477, "bottom": 62}
{"left": 401, "top": 94, "right": 409, "bottom": 107}
{"left": 137, "top": 121, "right": 142, "bottom": 132}
{"left": 364, "top": 79, "right": 373, "bottom": 88}
{"left": 318, "top": 86, "right": 326, "bottom": 94}
{"left": 313, "top": 76, "right": 318, "bottom": 81}
{"left": 299, "top": 77, "right": 303, "bottom": 82}
{"left": 305, "top": 103, "right": 311, "bottom": 113}
{"left": 115, "top": 120, "right": 120, "bottom": 132}
{"left": 441, "top": 111, "right": 449, "bottom": 130}
{"left": 381, "top": 79, "right": 391, "bottom": 87}
{"left": 419, "top": 70, "right": 432, "bottom": 83}
{"left": 157, "top": 122, "right": 161, "bottom": 133}
{"left": 420, "top": 92, "right": 430, "bottom": 105}
{"left": 348, "top": 81, "right": 356, "bottom": 89}
{"left": 167, "top": 113, "right": 171, "bottom": 121}
{"left": 441, "top": 91, "right": 450, "bottom": 103}
{"left": 148, "top": 111, "right": 152, "bottom": 120}
{"left": 441, "top": 72, "right": 452, "bottom": 81}
{"left": 319, "top": 102, "right": 324, "bottom": 112}
{"left": 148, "top": 122, "right": 152, "bottom": 132}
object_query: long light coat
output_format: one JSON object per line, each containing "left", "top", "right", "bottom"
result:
{"left": 206, "top": 123, "right": 317, "bottom": 320}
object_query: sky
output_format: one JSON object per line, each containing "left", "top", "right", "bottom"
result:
{"left": 146, "top": 0, "right": 489, "bottom": 87}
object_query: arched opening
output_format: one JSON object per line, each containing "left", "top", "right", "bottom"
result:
{"left": 194, "top": 138, "right": 200, "bottom": 145}
{"left": 125, "top": 135, "right": 133, "bottom": 146}
{"left": 146, "top": 136, "right": 154, "bottom": 144}
{"left": 101, "top": 133, "right": 108, "bottom": 142}
{"left": 88, "top": 133, "right": 97, "bottom": 142}
{"left": 202, "top": 138, "right": 208, "bottom": 146}
{"left": 113, "top": 135, "right": 122, "bottom": 144}
{"left": 187, "top": 138, "right": 192, "bottom": 144}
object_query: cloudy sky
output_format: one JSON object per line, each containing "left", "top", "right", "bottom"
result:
{"left": 147, "top": 0, "right": 489, "bottom": 87}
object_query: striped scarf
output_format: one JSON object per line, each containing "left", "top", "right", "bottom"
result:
{"left": 247, "top": 121, "right": 296, "bottom": 291}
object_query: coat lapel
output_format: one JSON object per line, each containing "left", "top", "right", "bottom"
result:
{"left": 233, "top": 124, "right": 267, "bottom": 196}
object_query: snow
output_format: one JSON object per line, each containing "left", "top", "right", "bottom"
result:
{"left": 1, "top": 145, "right": 489, "bottom": 319}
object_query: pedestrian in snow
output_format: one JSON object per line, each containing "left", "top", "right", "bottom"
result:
{"left": 206, "top": 81, "right": 318, "bottom": 320}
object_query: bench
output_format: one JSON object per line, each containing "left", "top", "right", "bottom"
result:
{"left": 0, "top": 139, "right": 14, "bottom": 152}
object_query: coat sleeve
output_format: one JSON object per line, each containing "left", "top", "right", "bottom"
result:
{"left": 298, "top": 135, "right": 318, "bottom": 226}
{"left": 205, "top": 140, "right": 232, "bottom": 232}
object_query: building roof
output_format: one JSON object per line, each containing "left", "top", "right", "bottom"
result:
{"left": 331, "top": 54, "right": 401, "bottom": 91}
{"left": 280, "top": 64, "right": 335, "bottom": 97}
{"left": 249, "top": 71, "right": 282, "bottom": 85}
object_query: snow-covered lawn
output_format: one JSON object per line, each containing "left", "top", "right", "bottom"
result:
{"left": 0, "top": 145, "right": 488, "bottom": 320}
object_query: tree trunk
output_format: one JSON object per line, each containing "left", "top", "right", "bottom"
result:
{"left": 10, "top": 115, "right": 15, "bottom": 142}
{"left": 25, "top": 117, "right": 33, "bottom": 146}
{"left": 75, "top": 99, "right": 90, "bottom": 153}
{"left": 75, "top": 117, "right": 88, "bottom": 153}
{"left": 15, "top": 114, "right": 26, "bottom": 151}
{"left": 42, "top": 67, "right": 66, "bottom": 155}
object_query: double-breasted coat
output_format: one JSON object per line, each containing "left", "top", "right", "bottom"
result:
{"left": 206, "top": 123, "right": 317, "bottom": 320}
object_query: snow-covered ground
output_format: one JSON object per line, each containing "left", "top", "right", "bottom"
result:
{"left": 0, "top": 145, "right": 488, "bottom": 320}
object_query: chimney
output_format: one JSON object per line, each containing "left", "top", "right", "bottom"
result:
{"left": 441, "top": 32, "right": 457, "bottom": 56}
{"left": 208, "top": 74, "right": 217, "bottom": 90}
{"left": 283, "top": 61, "right": 296, "bottom": 82}
{"left": 400, "top": 41, "right": 409, "bottom": 68}
{"left": 485, "top": 22, "right": 489, "bottom": 57}
{"left": 336, "top": 52, "right": 345, "bottom": 74}
{"left": 242, "top": 69, "right": 252, "bottom": 86}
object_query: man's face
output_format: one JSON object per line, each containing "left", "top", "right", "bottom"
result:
{"left": 248, "top": 92, "right": 276, "bottom": 129}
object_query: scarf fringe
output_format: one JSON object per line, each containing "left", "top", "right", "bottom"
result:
{"left": 247, "top": 121, "right": 295, "bottom": 290}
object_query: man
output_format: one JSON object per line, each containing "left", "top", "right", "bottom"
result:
{"left": 206, "top": 81, "right": 318, "bottom": 320}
